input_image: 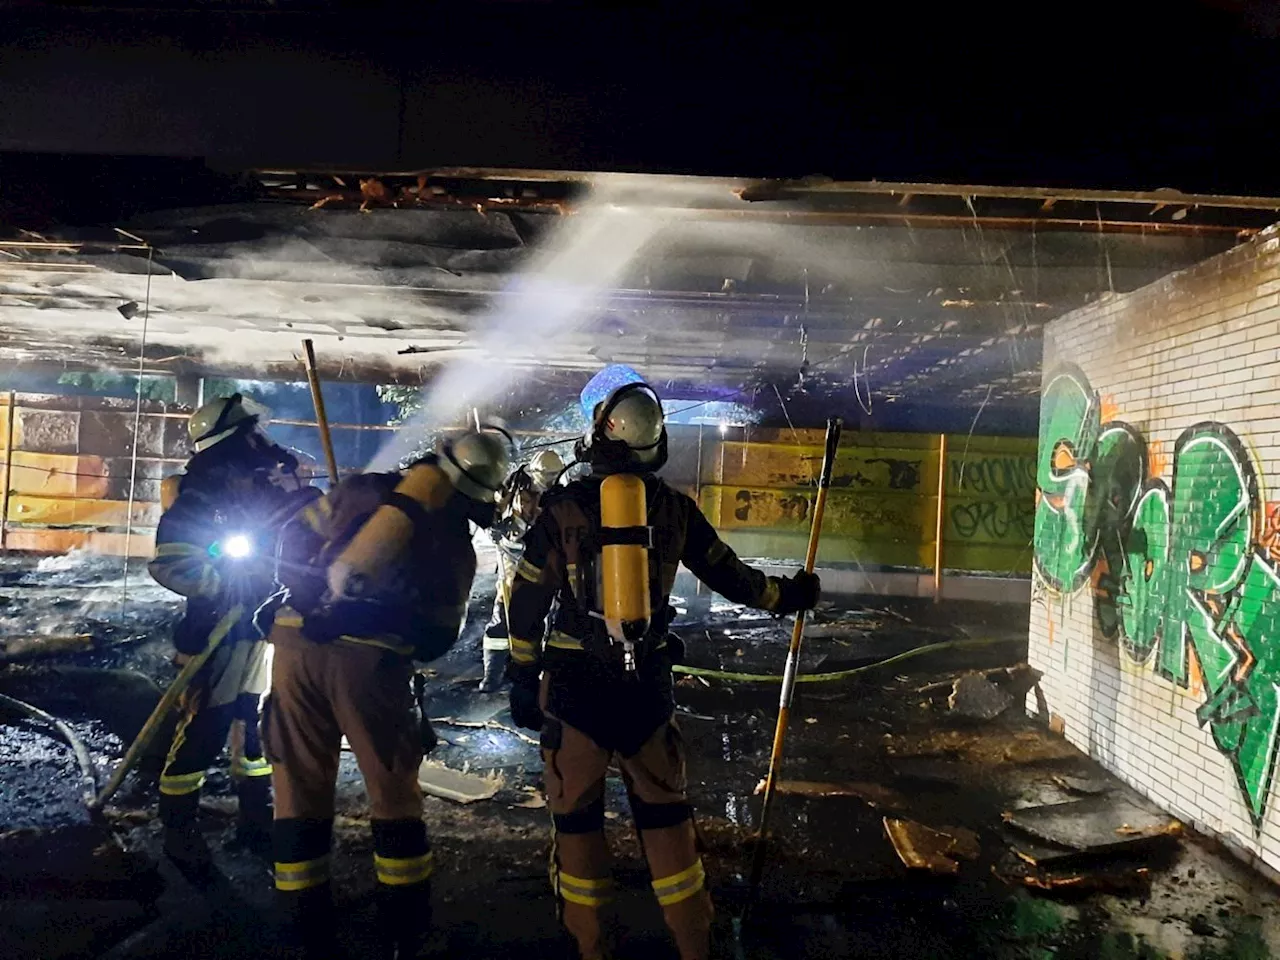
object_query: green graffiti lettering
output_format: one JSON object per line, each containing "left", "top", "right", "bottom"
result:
{"left": 1034, "top": 365, "right": 1280, "bottom": 830}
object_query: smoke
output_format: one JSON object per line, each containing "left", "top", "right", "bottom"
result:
{"left": 367, "top": 179, "right": 729, "bottom": 470}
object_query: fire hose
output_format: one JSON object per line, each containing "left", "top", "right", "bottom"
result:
{"left": 89, "top": 604, "right": 244, "bottom": 811}
{"left": 0, "top": 691, "right": 97, "bottom": 806}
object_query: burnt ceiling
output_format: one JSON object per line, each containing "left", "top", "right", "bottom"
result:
{"left": 0, "top": 170, "right": 1274, "bottom": 433}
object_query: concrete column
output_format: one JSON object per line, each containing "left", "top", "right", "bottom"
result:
{"left": 174, "top": 374, "right": 203, "bottom": 409}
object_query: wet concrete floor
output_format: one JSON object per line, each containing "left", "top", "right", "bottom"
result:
{"left": 2, "top": 553, "right": 1280, "bottom": 959}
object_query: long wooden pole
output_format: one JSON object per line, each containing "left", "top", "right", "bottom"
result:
{"left": 1, "top": 391, "right": 15, "bottom": 551}
{"left": 301, "top": 339, "right": 340, "bottom": 486}
{"left": 747, "top": 416, "right": 843, "bottom": 901}
{"left": 934, "top": 433, "right": 948, "bottom": 603}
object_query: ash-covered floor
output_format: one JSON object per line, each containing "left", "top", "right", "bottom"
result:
{"left": 3, "top": 550, "right": 1279, "bottom": 960}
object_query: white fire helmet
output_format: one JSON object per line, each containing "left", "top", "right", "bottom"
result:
{"left": 588, "top": 382, "right": 667, "bottom": 470}
{"left": 441, "top": 428, "right": 513, "bottom": 503}
{"left": 528, "top": 449, "right": 566, "bottom": 491}
{"left": 188, "top": 394, "right": 270, "bottom": 453}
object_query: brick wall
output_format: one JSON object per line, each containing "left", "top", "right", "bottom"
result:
{"left": 1030, "top": 223, "right": 1280, "bottom": 879}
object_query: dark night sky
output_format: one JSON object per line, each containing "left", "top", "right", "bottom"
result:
{"left": 0, "top": 0, "right": 1278, "bottom": 194}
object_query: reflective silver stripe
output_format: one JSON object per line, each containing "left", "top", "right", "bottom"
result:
{"left": 651, "top": 860, "right": 706, "bottom": 906}
{"left": 275, "top": 855, "right": 332, "bottom": 892}
{"left": 556, "top": 871, "right": 615, "bottom": 907}
{"left": 158, "top": 770, "right": 206, "bottom": 796}
{"left": 374, "top": 852, "right": 434, "bottom": 886}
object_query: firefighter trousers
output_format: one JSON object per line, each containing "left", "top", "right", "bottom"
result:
{"left": 541, "top": 706, "right": 712, "bottom": 960}
{"left": 264, "top": 626, "right": 432, "bottom": 947}
{"left": 158, "top": 637, "right": 272, "bottom": 827}
{"left": 483, "top": 548, "right": 517, "bottom": 652}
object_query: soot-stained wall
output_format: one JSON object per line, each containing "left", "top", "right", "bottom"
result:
{"left": 1031, "top": 223, "right": 1280, "bottom": 878}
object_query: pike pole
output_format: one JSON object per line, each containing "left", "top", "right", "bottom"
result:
{"left": 302, "top": 338, "right": 340, "bottom": 487}
{"left": 745, "top": 415, "right": 843, "bottom": 907}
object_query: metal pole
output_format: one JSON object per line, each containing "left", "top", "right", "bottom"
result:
{"left": 746, "top": 416, "right": 843, "bottom": 904}
{"left": 1, "top": 391, "right": 15, "bottom": 551}
{"left": 934, "top": 433, "right": 948, "bottom": 603}
{"left": 301, "top": 339, "right": 340, "bottom": 486}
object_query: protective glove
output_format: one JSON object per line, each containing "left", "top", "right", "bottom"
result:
{"left": 772, "top": 570, "right": 821, "bottom": 616}
{"left": 508, "top": 672, "right": 545, "bottom": 733}
{"left": 665, "top": 632, "right": 687, "bottom": 665}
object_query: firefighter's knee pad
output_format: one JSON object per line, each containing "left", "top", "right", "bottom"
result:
{"left": 629, "top": 795, "right": 692, "bottom": 831}
{"left": 553, "top": 797, "right": 605, "bottom": 835}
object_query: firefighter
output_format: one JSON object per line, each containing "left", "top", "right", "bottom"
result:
{"left": 149, "top": 393, "right": 313, "bottom": 874}
{"left": 506, "top": 383, "right": 820, "bottom": 960}
{"left": 480, "top": 448, "right": 566, "bottom": 692}
{"left": 263, "top": 427, "right": 510, "bottom": 958}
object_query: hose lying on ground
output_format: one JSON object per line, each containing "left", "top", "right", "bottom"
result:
{"left": 671, "top": 637, "right": 1013, "bottom": 684}
{"left": 0, "top": 690, "right": 97, "bottom": 804}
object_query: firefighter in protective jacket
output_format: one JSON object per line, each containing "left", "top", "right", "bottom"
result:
{"left": 263, "top": 428, "right": 510, "bottom": 958}
{"left": 480, "top": 448, "right": 565, "bottom": 692}
{"left": 149, "top": 393, "right": 313, "bottom": 873}
{"left": 506, "top": 383, "right": 820, "bottom": 960}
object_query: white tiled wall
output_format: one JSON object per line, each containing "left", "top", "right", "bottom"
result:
{"left": 1031, "top": 225, "right": 1280, "bottom": 881}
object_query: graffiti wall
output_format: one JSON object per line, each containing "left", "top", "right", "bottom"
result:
{"left": 691, "top": 428, "right": 1037, "bottom": 573}
{"left": 1035, "top": 365, "right": 1280, "bottom": 830}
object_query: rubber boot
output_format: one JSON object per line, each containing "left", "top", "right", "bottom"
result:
{"left": 276, "top": 883, "right": 336, "bottom": 960}
{"left": 159, "top": 792, "right": 214, "bottom": 884}
{"left": 479, "top": 647, "right": 509, "bottom": 693}
{"left": 378, "top": 881, "right": 433, "bottom": 959}
{"left": 235, "top": 776, "right": 274, "bottom": 860}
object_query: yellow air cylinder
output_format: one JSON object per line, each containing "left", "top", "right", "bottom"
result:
{"left": 600, "top": 473, "right": 650, "bottom": 648}
{"left": 327, "top": 462, "right": 454, "bottom": 598}
{"left": 160, "top": 475, "right": 183, "bottom": 511}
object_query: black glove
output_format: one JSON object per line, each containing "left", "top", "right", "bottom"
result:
{"left": 665, "top": 632, "right": 687, "bottom": 665}
{"left": 508, "top": 672, "right": 545, "bottom": 732}
{"left": 412, "top": 675, "right": 439, "bottom": 753}
{"left": 773, "top": 570, "right": 821, "bottom": 615}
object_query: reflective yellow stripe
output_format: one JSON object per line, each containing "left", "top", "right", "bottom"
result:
{"left": 196, "top": 564, "right": 222, "bottom": 599}
{"left": 301, "top": 503, "right": 329, "bottom": 532}
{"left": 155, "top": 542, "right": 206, "bottom": 559}
{"left": 374, "top": 852, "right": 434, "bottom": 886}
{"left": 159, "top": 770, "right": 207, "bottom": 796}
{"left": 651, "top": 860, "right": 706, "bottom": 907}
{"left": 557, "top": 871, "right": 615, "bottom": 907}
{"left": 337, "top": 635, "right": 416, "bottom": 656}
{"left": 234, "top": 756, "right": 273, "bottom": 778}
{"left": 516, "top": 558, "right": 542, "bottom": 583}
{"left": 509, "top": 636, "right": 538, "bottom": 664}
{"left": 547, "top": 631, "right": 584, "bottom": 651}
{"left": 275, "top": 609, "right": 304, "bottom": 628}
{"left": 275, "top": 855, "right": 332, "bottom": 892}
{"left": 759, "top": 578, "right": 782, "bottom": 612}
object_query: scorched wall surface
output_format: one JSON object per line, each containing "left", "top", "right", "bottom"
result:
{"left": 1031, "top": 222, "right": 1280, "bottom": 879}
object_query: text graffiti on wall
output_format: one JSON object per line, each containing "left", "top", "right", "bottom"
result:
{"left": 1034, "top": 364, "right": 1280, "bottom": 830}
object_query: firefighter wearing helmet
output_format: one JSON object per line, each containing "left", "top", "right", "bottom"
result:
{"left": 148, "top": 394, "right": 316, "bottom": 877}
{"left": 263, "top": 426, "right": 511, "bottom": 958}
{"left": 506, "top": 383, "right": 820, "bottom": 960}
{"left": 480, "top": 447, "right": 567, "bottom": 692}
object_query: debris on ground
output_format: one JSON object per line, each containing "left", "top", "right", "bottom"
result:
{"left": 1002, "top": 795, "right": 1183, "bottom": 855}
{"left": 417, "top": 761, "right": 504, "bottom": 804}
{"left": 948, "top": 672, "right": 1015, "bottom": 720}
{"left": 994, "top": 855, "right": 1153, "bottom": 897}
{"left": 1051, "top": 775, "right": 1109, "bottom": 796}
{"left": 883, "top": 817, "right": 981, "bottom": 875}
{"left": 755, "top": 778, "right": 907, "bottom": 809}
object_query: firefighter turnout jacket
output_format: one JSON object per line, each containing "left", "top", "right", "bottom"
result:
{"left": 507, "top": 473, "right": 793, "bottom": 752}
{"left": 506, "top": 472, "right": 815, "bottom": 960}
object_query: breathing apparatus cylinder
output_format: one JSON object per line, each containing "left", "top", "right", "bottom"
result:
{"left": 599, "top": 473, "right": 651, "bottom": 671}
{"left": 326, "top": 462, "right": 454, "bottom": 599}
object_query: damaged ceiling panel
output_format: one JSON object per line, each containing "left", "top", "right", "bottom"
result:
{"left": 0, "top": 172, "right": 1272, "bottom": 422}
